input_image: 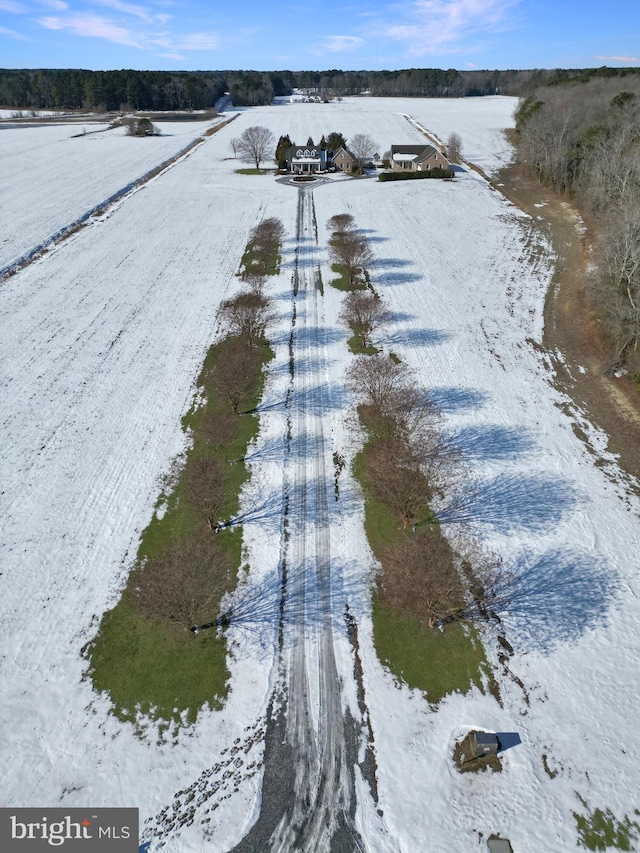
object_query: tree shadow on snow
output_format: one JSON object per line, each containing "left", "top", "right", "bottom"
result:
{"left": 447, "top": 425, "right": 537, "bottom": 462}
{"left": 376, "top": 271, "right": 424, "bottom": 287}
{"left": 436, "top": 473, "right": 580, "bottom": 534}
{"left": 211, "top": 553, "right": 373, "bottom": 650}
{"left": 381, "top": 327, "right": 453, "bottom": 348}
{"left": 481, "top": 547, "right": 619, "bottom": 653}
{"left": 427, "top": 387, "right": 489, "bottom": 414}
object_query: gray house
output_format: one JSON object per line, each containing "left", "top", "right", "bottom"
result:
{"left": 285, "top": 145, "right": 330, "bottom": 173}
{"left": 390, "top": 144, "right": 449, "bottom": 172}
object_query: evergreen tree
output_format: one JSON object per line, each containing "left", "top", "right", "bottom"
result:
{"left": 275, "top": 134, "right": 292, "bottom": 169}
{"left": 326, "top": 131, "right": 347, "bottom": 152}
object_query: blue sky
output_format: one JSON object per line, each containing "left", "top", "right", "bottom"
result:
{"left": 0, "top": 0, "right": 638, "bottom": 71}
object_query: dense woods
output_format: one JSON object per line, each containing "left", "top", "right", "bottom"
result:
{"left": 5, "top": 66, "right": 640, "bottom": 111}
{"left": 514, "top": 71, "right": 640, "bottom": 367}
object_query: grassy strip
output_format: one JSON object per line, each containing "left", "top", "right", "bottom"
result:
{"left": 240, "top": 244, "right": 281, "bottom": 278}
{"left": 353, "top": 441, "right": 489, "bottom": 702}
{"left": 347, "top": 335, "right": 380, "bottom": 355}
{"left": 329, "top": 262, "right": 367, "bottom": 291}
{"left": 235, "top": 168, "right": 270, "bottom": 175}
{"left": 86, "top": 336, "right": 273, "bottom": 728}
{"left": 204, "top": 114, "right": 238, "bottom": 137}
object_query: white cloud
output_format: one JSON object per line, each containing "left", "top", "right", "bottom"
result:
{"left": 308, "top": 34, "right": 364, "bottom": 55}
{"left": 0, "top": 23, "right": 28, "bottom": 38}
{"left": 382, "top": 0, "right": 519, "bottom": 56}
{"left": 595, "top": 55, "right": 640, "bottom": 63}
{"left": 37, "top": 0, "right": 69, "bottom": 9}
{"left": 92, "top": 0, "right": 170, "bottom": 25}
{"left": 37, "top": 13, "right": 138, "bottom": 46}
{"left": 0, "top": 0, "right": 27, "bottom": 12}
{"left": 150, "top": 31, "right": 219, "bottom": 51}
{"left": 157, "top": 51, "right": 184, "bottom": 60}
{"left": 323, "top": 34, "right": 363, "bottom": 52}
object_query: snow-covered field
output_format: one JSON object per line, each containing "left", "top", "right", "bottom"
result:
{"left": 0, "top": 115, "right": 222, "bottom": 271}
{"left": 2, "top": 97, "right": 639, "bottom": 852}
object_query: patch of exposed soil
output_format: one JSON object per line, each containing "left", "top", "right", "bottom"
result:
{"left": 493, "top": 161, "right": 640, "bottom": 490}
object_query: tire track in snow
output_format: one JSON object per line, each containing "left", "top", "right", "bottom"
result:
{"left": 232, "top": 188, "right": 365, "bottom": 853}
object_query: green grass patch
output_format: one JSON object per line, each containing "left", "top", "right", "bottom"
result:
{"left": 235, "top": 167, "right": 270, "bottom": 175}
{"left": 347, "top": 335, "right": 380, "bottom": 356}
{"left": 574, "top": 807, "right": 640, "bottom": 850}
{"left": 389, "top": 351, "right": 402, "bottom": 364}
{"left": 240, "top": 243, "right": 281, "bottom": 278}
{"left": 372, "top": 595, "right": 486, "bottom": 701}
{"left": 86, "top": 336, "right": 274, "bottom": 728}
{"left": 329, "top": 263, "right": 367, "bottom": 291}
{"left": 352, "top": 442, "right": 489, "bottom": 701}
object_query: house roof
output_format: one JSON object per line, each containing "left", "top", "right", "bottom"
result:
{"left": 390, "top": 143, "right": 441, "bottom": 163}
{"left": 332, "top": 146, "right": 357, "bottom": 161}
{"left": 285, "top": 145, "right": 326, "bottom": 163}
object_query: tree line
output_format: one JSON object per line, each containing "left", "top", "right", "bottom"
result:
{"left": 326, "top": 211, "right": 493, "bottom": 629}
{"left": 5, "top": 66, "right": 637, "bottom": 111}
{"left": 133, "top": 218, "right": 281, "bottom": 634}
{"left": 514, "top": 74, "right": 640, "bottom": 366}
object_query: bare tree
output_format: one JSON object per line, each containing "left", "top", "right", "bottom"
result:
{"left": 350, "top": 133, "right": 376, "bottom": 163}
{"left": 446, "top": 132, "right": 462, "bottom": 164}
{"left": 133, "top": 534, "right": 230, "bottom": 632}
{"left": 238, "top": 125, "right": 275, "bottom": 170}
{"left": 248, "top": 217, "right": 285, "bottom": 274}
{"left": 346, "top": 355, "right": 411, "bottom": 413}
{"left": 380, "top": 532, "right": 467, "bottom": 628}
{"left": 229, "top": 137, "right": 241, "bottom": 158}
{"left": 219, "top": 291, "right": 275, "bottom": 345}
{"left": 328, "top": 229, "right": 374, "bottom": 288}
{"left": 212, "top": 337, "right": 264, "bottom": 413}
{"left": 243, "top": 270, "right": 267, "bottom": 293}
{"left": 367, "top": 440, "right": 429, "bottom": 529}
{"left": 596, "top": 205, "right": 640, "bottom": 358}
{"left": 327, "top": 213, "right": 355, "bottom": 233}
{"left": 339, "top": 291, "right": 389, "bottom": 348}
{"left": 185, "top": 456, "right": 228, "bottom": 530}
{"left": 253, "top": 217, "right": 285, "bottom": 246}
{"left": 201, "top": 412, "right": 238, "bottom": 447}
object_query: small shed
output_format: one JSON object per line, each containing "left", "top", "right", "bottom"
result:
{"left": 471, "top": 732, "right": 499, "bottom": 758}
{"left": 487, "top": 838, "right": 513, "bottom": 853}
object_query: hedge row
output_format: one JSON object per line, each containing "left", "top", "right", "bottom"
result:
{"left": 378, "top": 168, "right": 454, "bottom": 182}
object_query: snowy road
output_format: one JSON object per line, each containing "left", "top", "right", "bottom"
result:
{"left": 233, "top": 188, "right": 367, "bottom": 851}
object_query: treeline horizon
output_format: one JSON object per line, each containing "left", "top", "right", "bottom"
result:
{"left": 1, "top": 65, "right": 639, "bottom": 111}
{"left": 514, "top": 74, "right": 640, "bottom": 367}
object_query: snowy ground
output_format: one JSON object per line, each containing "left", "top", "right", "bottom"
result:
{"left": 0, "top": 115, "right": 222, "bottom": 270}
{"left": 2, "top": 97, "right": 639, "bottom": 852}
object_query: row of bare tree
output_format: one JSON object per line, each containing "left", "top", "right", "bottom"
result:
{"left": 346, "top": 354, "right": 469, "bottom": 628}
{"left": 515, "top": 78, "right": 640, "bottom": 365}
{"left": 132, "top": 220, "right": 282, "bottom": 633}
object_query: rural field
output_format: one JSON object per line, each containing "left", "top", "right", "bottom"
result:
{"left": 1, "top": 96, "right": 640, "bottom": 852}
